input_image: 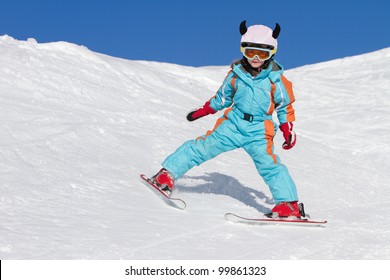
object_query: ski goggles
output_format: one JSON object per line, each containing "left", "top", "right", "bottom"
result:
{"left": 241, "top": 46, "right": 276, "bottom": 61}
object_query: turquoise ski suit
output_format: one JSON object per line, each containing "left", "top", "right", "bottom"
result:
{"left": 162, "top": 60, "right": 298, "bottom": 203}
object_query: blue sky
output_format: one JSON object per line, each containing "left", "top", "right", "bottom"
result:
{"left": 1, "top": 0, "right": 389, "bottom": 69}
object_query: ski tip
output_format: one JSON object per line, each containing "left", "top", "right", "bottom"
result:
{"left": 174, "top": 199, "right": 187, "bottom": 210}
{"left": 225, "top": 213, "right": 241, "bottom": 222}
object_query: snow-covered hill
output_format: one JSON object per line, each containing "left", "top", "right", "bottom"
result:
{"left": 1, "top": 35, "right": 390, "bottom": 259}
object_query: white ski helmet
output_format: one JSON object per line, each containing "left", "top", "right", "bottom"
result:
{"left": 240, "top": 20, "right": 280, "bottom": 54}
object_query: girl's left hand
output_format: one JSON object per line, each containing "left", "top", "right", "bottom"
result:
{"left": 279, "top": 122, "right": 296, "bottom": 150}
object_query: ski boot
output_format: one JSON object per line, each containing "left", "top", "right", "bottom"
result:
{"left": 266, "top": 201, "right": 306, "bottom": 219}
{"left": 152, "top": 168, "right": 175, "bottom": 197}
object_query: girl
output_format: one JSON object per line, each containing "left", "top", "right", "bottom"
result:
{"left": 151, "top": 21, "right": 301, "bottom": 218}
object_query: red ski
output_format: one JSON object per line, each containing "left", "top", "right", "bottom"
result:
{"left": 225, "top": 213, "right": 327, "bottom": 227}
{"left": 139, "top": 174, "right": 186, "bottom": 210}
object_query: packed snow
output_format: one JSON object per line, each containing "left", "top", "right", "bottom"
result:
{"left": 1, "top": 35, "right": 390, "bottom": 259}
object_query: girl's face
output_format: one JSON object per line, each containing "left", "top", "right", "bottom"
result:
{"left": 247, "top": 57, "right": 265, "bottom": 69}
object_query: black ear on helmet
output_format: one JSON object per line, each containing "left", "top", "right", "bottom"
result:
{"left": 240, "top": 20, "right": 247, "bottom": 35}
{"left": 272, "top": 23, "right": 281, "bottom": 39}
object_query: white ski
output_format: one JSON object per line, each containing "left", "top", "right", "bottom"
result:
{"left": 225, "top": 213, "right": 327, "bottom": 227}
{"left": 139, "top": 174, "right": 186, "bottom": 210}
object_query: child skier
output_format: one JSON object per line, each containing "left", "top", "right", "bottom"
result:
{"left": 151, "top": 20, "right": 301, "bottom": 218}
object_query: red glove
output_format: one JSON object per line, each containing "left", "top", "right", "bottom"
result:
{"left": 279, "top": 122, "right": 296, "bottom": 150}
{"left": 186, "top": 101, "right": 216, "bottom": 122}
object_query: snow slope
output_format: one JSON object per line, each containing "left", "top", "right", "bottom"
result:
{"left": 1, "top": 35, "right": 390, "bottom": 259}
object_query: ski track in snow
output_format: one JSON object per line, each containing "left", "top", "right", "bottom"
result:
{"left": 1, "top": 35, "right": 390, "bottom": 259}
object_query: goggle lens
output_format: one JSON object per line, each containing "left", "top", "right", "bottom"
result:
{"left": 243, "top": 47, "right": 273, "bottom": 61}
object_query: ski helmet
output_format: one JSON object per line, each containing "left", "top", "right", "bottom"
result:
{"left": 239, "top": 20, "right": 281, "bottom": 55}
